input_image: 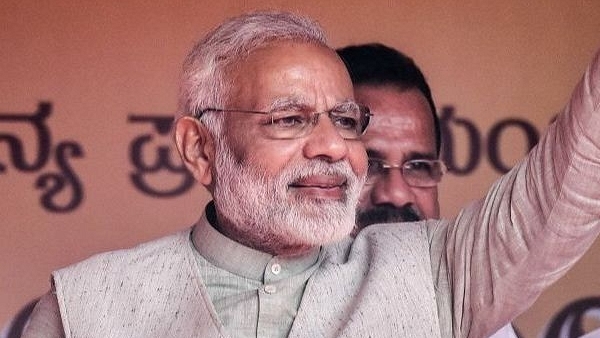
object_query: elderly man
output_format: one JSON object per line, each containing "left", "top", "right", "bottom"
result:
{"left": 22, "top": 11, "right": 600, "bottom": 338}
{"left": 338, "top": 43, "right": 520, "bottom": 337}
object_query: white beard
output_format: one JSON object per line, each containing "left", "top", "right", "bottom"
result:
{"left": 212, "top": 140, "right": 363, "bottom": 253}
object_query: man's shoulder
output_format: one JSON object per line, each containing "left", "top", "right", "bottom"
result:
{"left": 53, "top": 228, "right": 193, "bottom": 279}
{"left": 356, "top": 220, "right": 450, "bottom": 242}
{"left": 325, "top": 222, "right": 438, "bottom": 263}
{"left": 365, "top": 222, "right": 425, "bottom": 235}
{"left": 49, "top": 227, "right": 219, "bottom": 337}
{"left": 328, "top": 219, "right": 456, "bottom": 266}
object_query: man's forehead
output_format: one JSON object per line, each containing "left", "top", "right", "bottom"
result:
{"left": 359, "top": 87, "right": 435, "bottom": 139}
{"left": 238, "top": 40, "right": 338, "bottom": 67}
{"left": 367, "top": 112, "right": 431, "bottom": 138}
{"left": 363, "top": 109, "right": 437, "bottom": 160}
{"left": 228, "top": 40, "right": 354, "bottom": 108}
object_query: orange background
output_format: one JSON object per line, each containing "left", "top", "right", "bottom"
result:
{"left": 2, "top": 1, "right": 600, "bottom": 336}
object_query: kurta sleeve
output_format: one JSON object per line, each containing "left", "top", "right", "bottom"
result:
{"left": 431, "top": 48, "right": 600, "bottom": 338}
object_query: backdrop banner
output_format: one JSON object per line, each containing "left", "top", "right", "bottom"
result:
{"left": 2, "top": 1, "right": 599, "bottom": 337}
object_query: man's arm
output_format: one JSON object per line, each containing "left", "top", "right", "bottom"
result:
{"left": 433, "top": 48, "right": 600, "bottom": 337}
{"left": 21, "top": 291, "right": 65, "bottom": 338}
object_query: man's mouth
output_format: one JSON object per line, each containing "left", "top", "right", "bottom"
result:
{"left": 288, "top": 175, "right": 347, "bottom": 200}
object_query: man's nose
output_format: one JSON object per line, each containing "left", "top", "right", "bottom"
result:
{"left": 302, "top": 115, "right": 349, "bottom": 162}
{"left": 370, "top": 169, "right": 417, "bottom": 207}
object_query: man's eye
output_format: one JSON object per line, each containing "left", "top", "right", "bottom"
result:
{"left": 405, "top": 160, "right": 433, "bottom": 173}
{"left": 331, "top": 115, "right": 359, "bottom": 130}
{"left": 270, "top": 112, "right": 306, "bottom": 128}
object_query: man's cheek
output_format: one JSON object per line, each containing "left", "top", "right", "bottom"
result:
{"left": 357, "top": 187, "right": 372, "bottom": 209}
{"left": 349, "top": 143, "right": 368, "bottom": 176}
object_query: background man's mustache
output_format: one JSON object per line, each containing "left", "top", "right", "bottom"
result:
{"left": 356, "top": 204, "right": 421, "bottom": 229}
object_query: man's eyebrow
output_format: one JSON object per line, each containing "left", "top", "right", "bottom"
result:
{"left": 405, "top": 151, "right": 438, "bottom": 161}
{"left": 268, "top": 97, "right": 310, "bottom": 111}
{"left": 268, "top": 98, "right": 356, "bottom": 112}
{"left": 333, "top": 99, "right": 356, "bottom": 106}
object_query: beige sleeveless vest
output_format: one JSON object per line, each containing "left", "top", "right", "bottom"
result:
{"left": 52, "top": 224, "right": 443, "bottom": 337}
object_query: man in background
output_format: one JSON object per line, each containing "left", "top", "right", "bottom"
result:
{"left": 338, "top": 43, "right": 441, "bottom": 228}
{"left": 337, "top": 43, "right": 519, "bottom": 337}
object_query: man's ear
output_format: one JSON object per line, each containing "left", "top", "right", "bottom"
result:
{"left": 174, "top": 116, "right": 215, "bottom": 186}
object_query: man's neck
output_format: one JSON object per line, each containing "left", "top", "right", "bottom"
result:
{"left": 207, "top": 201, "right": 317, "bottom": 256}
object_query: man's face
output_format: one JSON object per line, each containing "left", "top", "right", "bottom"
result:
{"left": 356, "top": 85, "right": 440, "bottom": 230}
{"left": 212, "top": 41, "right": 367, "bottom": 255}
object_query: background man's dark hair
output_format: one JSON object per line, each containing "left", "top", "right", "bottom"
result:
{"left": 337, "top": 43, "right": 441, "bottom": 155}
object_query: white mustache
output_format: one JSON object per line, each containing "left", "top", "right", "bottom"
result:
{"left": 280, "top": 160, "right": 360, "bottom": 187}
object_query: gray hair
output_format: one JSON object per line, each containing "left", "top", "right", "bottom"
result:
{"left": 177, "top": 11, "right": 328, "bottom": 137}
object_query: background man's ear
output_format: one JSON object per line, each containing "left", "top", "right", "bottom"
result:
{"left": 174, "top": 116, "right": 215, "bottom": 186}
